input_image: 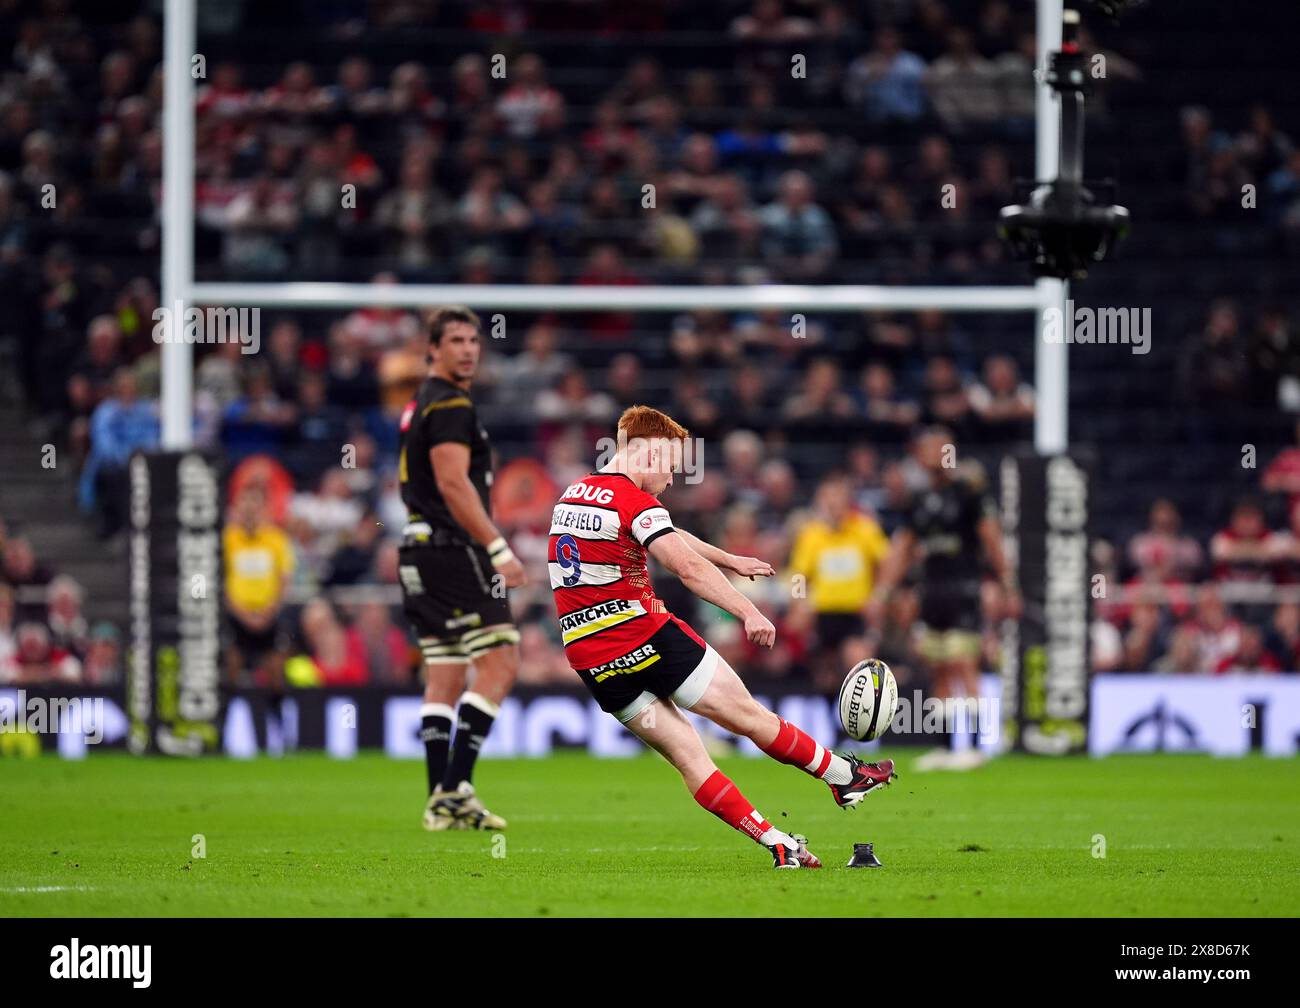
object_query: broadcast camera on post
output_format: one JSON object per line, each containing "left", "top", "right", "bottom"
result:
{"left": 999, "top": 5, "right": 1135, "bottom": 280}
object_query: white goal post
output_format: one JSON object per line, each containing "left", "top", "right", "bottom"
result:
{"left": 160, "top": 0, "right": 1068, "bottom": 453}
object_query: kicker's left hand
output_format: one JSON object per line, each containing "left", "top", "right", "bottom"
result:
{"left": 728, "top": 555, "right": 776, "bottom": 580}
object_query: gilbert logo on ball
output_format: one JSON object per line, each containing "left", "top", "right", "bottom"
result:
{"left": 838, "top": 659, "right": 899, "bottom": 742}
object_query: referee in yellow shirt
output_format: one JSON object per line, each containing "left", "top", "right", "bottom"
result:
{"left": 788, "top": 474, "right": 890, "bottom": 677}
{"left": 223, "top": 484, "right": 295, "bottom": 686}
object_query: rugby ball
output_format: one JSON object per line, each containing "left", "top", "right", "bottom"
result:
{"left": 838, "top": 658, "right": 899, "bottom": 742}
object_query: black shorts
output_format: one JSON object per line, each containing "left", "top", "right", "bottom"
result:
{"left": 227, "top": 611, "right": 284, "bottom": 664}
{"left": 571, "top": 617, "right": 719, "bottom": 724}
{"left": 918, "top": 581, "right": 982, "bottom": 662}
{"left": 919, "top": 581, "right": 980, "bottom": 632}
{"left": 816, "top": 612, "right": 866, "bottom": 652}
{"left": 398, "top": 543, "right": 519, "bottom": 665}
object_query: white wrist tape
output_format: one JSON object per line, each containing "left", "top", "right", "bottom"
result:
{"left": 486, "top": 536, "right": 516, "bottom": 569}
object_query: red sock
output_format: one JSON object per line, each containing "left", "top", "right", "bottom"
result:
{"left": 693, "top": 770, "right": 771, "bottom": 843}
{"left": 761, "top": 717, "right": 833, "bottom": 779}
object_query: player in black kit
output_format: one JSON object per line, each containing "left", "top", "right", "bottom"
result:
{"left": 869, "top": 427, "right": 1018, "bottom": 769}
{"left": 398, "top": 306, "right": 526, "bottom": 829}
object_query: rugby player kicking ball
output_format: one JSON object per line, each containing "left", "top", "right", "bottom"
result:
{"left": 548, "top": 406, "right": 896, "bottom": 869}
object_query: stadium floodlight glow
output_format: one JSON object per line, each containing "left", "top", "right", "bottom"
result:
{"left": 160, "top": 0, "right": 1070, "bottom": 455}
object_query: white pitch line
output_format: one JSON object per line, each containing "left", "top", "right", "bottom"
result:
{"left": 0, "top": 885, "right": 98, "bottom": 893}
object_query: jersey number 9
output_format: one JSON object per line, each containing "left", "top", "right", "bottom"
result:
{"left": 556, "top": 534, "right": 582, "bottom": 587}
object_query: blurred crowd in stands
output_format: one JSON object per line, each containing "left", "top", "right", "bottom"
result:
{"left": 2, "top": 0, "right": 1299, "bottom": 688}
{"left": 0, "top": 513, "right": 123, "bottom": 685}
{"left": 1088, "top": 481, "right": 1300, "bottom": 678}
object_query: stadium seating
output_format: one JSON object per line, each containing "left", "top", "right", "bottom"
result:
{"left": 2, "top": 0, "right": 1299, "bottom": 686}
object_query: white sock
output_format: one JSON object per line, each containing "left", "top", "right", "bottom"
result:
{"left": 948, "top": 697, "right": 974, "bottom": 752}
{"left": 823, "top": 752, "right": 853, "bottom": 786}
{"left": 758, "top": 826, "right": 797, "bottom": 848}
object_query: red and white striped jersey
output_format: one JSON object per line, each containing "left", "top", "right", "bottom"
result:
{"left": 549, "top": 472, "right": 676, "bottom": 668}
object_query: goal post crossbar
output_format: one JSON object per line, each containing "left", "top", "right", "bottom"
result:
{"left": 188, "top": 280, "right": 1065, "bottom": 455}
{"left": 187, "top": 282, "right": 1045, "bottom": 313}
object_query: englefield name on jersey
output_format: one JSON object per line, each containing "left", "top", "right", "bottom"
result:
{"left": 551, "top": 506, "right": 606, "bottom": 533}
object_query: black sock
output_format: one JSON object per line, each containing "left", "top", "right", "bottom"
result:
{"left": 419, "top": 703, "right": 454, "bottom": 795}
{"left": 442, "top": 692, "right": 497, "bottom": 791}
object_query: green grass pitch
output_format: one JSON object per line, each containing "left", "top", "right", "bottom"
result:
{"left": 1, "top": 751, "right": 1295, "bottom": 917}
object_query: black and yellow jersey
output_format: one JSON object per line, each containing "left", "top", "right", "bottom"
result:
{"left": 398, "top": 375, "right": 493, "bottom": 535}
{"left": 903, "top": 473, "right": 997, "bottom": 587}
